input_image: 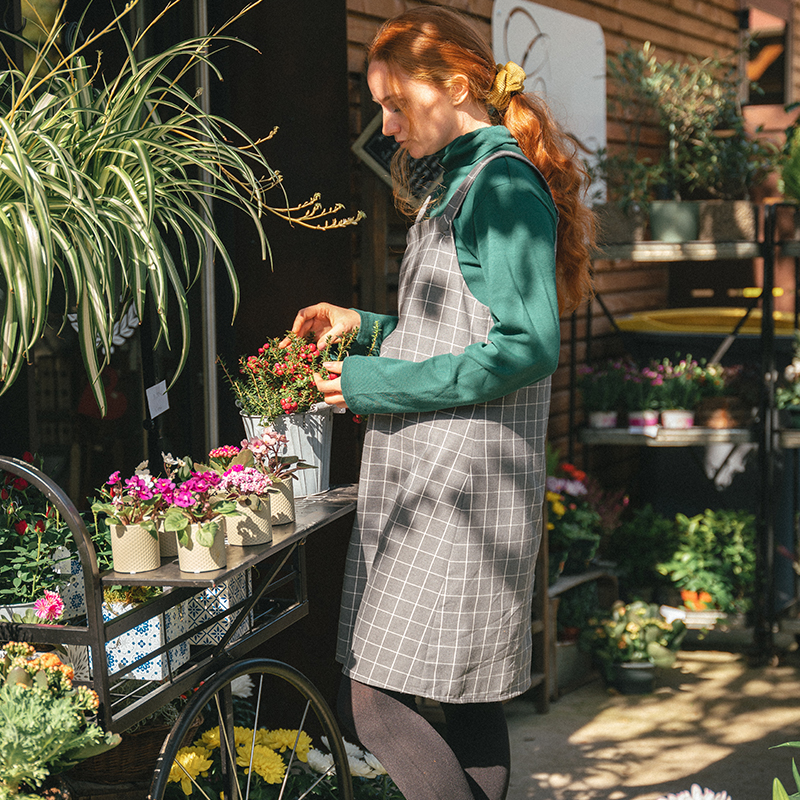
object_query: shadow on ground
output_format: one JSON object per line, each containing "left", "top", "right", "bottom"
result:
{"left": 505, "top": 629, "right": 800, "bottom": 800}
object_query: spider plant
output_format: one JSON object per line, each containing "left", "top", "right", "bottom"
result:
{"left": 0, "top": 0, "right": 362, "bottom": 415}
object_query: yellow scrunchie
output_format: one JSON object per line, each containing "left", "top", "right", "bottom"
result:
{"left": 487, "top": 61, "right": 526, "bottom": 111}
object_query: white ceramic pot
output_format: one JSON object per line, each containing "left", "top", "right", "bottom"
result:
{"left": 110, "top": 523, "right": 161, "bottom": 574}
{"left": 627, "top": 409, "right": 659, "bottom": 434}
{"left": 661, "top": 409, "right": 695, "bottom": 429}
{"left": 226, "top": 500, "right": 273, "bottom": 546}
{"left": 176, "top": 523, "right": 227, "bottom": 573}
{"left": 588, "top": 410, "right": 618, "bottom": 428}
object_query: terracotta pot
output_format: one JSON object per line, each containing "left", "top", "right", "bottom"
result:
{"left": 110, "top": 523, "right": 160, "bottom": 574}
{"left": 176, "top": 523, "right": 227, "bottom": 573}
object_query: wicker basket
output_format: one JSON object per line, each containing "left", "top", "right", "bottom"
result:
{"left": 79, "top": 716, "right": 203, "bottom": 784}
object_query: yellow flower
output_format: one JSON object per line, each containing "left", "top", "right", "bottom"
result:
{"left": 546, "top": 491, "right": 566, "bottom": 518}
{"left": 196, "top": 727, "right": 221, "bottom": 750}
{"left": 168, "top": 746, "right": 213, "bottom": 796}
{"left": 234, "top": 726, "right": 255, "bottom": 749}
{"left": 237, "top": 744, "right": 286, "bottom": 783}
{"left": 260, "top": 729, "right": 312, "bottom": 762}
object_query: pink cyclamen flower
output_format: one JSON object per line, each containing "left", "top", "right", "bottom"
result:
{"left": 34, "top": 590, "right": 64, "bottom": 622}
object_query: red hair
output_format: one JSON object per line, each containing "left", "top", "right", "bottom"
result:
{"left": 368, "top": 5, "right": 595, "bottom": 314}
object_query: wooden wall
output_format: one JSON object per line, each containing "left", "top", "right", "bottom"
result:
{"left": 344, "top": 0, "right": 794, "bottom": 487}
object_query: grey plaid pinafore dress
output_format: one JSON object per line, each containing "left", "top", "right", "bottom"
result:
{"left": 337, "top": 151, "right": 553, "bottom": 703}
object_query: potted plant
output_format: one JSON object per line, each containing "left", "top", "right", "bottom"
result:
{"left": 90, "top": 469, "right": 176, "bottom": 574}
{"left": 159, "top": 461, "right": 239, "bottom": 573}
{"left": 576, "top": 359, "right": 628, "bottom": 427}
{"left": 546, "top": 461, "right": 603, "bottom": 581}
{"left": 0, "top": 453, "right": 77, "bottom": 616}
{"left": 656, "top": 508, "right": 756, "bottom": 620}
{"left": 0, "top": 641, "right": 121, "bottom": 798}
{"left": 602, "top": 42, "right": 777, "bottom": 242}
{"left": 621, "top": 361, "right": 663, "bottom": 429}
{"left": 604, "top": 504, "right": 680, "bottom": 601}
{"left": 216, "top": 464, "right": 276, "bottom": 547}
{"left": 220, "top": 330, "right": 361, "bottom": 497}
{"left": 776, "top": 331, "right": 800, "bottom": 427}
{"left": 580, "top": 600, "right": 687, "bottom": 693}
{"left": 655, "top": 355, "right": 704, "bottom": 428}
{"left": 0, "top": 1, "right": 363, "bottom": 415}
{"left": 238, "top": 431, "right": 315, "bottom": 524}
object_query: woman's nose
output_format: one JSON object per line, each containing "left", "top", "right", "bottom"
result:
{"left": 382, "top": 110, "right": 399, "bottom": 137}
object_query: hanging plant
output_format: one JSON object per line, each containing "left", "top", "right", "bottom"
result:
{"left": 0, "top": 0, "right": 363, "bottom": 415}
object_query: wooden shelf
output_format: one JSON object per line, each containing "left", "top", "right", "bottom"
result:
{"left": 549, "top": 568, "right": 618, "bottom": 599}
{"left": 578, "top": 427, "right": 755, "bottom": 447}
{"left": 595, "top": 241, "right": 761, "bottom": 262}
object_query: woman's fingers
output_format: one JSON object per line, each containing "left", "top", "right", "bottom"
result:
{"left": 314, "top": 362, "right": 348, "bottom": 409}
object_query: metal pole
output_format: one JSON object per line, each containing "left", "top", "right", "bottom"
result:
{"left": 195, "top": 0, "right": 219, "bottom": 452}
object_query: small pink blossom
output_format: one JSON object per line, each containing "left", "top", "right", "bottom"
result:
{"left": 34, "top": 590, "right": 64, "bottom": 622}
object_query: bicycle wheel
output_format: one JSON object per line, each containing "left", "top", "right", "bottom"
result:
{"left": 149, "top": 658, "right": 354, "bottom": 800}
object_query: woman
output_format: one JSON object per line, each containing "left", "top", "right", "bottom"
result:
{"left": 287, "top": 6, "right": 594, "bottom": 799}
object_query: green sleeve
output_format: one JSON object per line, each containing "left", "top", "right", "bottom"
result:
{"left": 352, "top": 309, "right": 398, "bottom": 354}
{"left": 341, "top": 168, "right": 560, "bottom": 415}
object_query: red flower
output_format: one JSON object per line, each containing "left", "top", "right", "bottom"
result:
{"left": 1, "top": 488, "right": 7, "bottom": 500}
{"left": 22, "top": 452, "right": 34, "bottom": 463}
{"left": 13, "top": 477, "right": 28, "bottom": 490}
{"left": 34, "top": 520, "right": 45, "bottom": 533}
{"left": 14, "top": 520, "right": 27, "bottom": 534}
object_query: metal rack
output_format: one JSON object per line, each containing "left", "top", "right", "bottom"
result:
{"left": 0, "top": 454, "right": 358, "bottom": 733}
{"left": 576, "top": 202, "right": 800, "bottom": 659}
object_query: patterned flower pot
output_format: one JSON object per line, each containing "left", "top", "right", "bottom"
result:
{"left": 176, "top": 523, "right": 227, "bottom": 573}
{"left": 110, "top": 523, "right": 161, "bottom": 574}
{"left": 270, "top": 480, "right": 295, "bottom": 525}
{"left": 159, "top": 525, "right": 179, "bottom": 558}
{"left": 226, "top": 500, "right": 273, "bottom": 546}
{"left": 627, "top": 409, "right": 659, "bottom": 433}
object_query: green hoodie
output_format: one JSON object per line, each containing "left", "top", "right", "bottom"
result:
{"left": 342, "top": 125, "right": 560, "bottom": 415}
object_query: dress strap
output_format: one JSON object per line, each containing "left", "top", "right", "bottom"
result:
{"left": 439, "top": 150, "right": 557, "bottom": 225}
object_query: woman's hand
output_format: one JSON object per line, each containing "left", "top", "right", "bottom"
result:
{"left": 314, "top": 361, "right": 348, "bottom": 409}
{"left": 282, "top": 303, "right": 360, "bottom": 347}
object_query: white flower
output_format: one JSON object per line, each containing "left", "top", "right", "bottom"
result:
{"left": 348, "top": 755, "right": 376, "bottom": 778}
{"left": 364, "top": 752, "right": 387, "bottom": 775}
{"left": 320, "top": 736, "right": 364, "bottom": 760}
{"left": 307, "top": 748, "right": 334, "bottom": 774}
{"left": 230, "top": 675, "right": 253, "bottom": 698}
{"left": 656, "top": 786, "right": 730, "bottom": 800}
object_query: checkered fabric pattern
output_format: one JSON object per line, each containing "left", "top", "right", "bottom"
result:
{"left": 337, "top": 152, "right": 551, "bottom": 703}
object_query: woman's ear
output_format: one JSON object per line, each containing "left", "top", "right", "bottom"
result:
{"left": 449, "top": 74, "right": 471, "bottom": 106}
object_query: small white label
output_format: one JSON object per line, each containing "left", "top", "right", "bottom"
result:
{"left": 146, "top": 380, "right": 169, "bottom": 419}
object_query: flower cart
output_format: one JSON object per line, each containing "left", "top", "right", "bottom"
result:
{"left": 0, "top": 455, "right": 357, "bottom": 800}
